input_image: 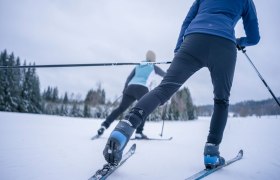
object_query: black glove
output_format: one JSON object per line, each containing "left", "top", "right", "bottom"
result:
{"left": 236, "top": 44, "right": 245, "bottom": 51}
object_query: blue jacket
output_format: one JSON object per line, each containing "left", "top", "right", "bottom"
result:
{"left": 175, "top": 0, "right": 260, "bottom": 52}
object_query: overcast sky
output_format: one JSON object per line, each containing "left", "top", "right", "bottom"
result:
{"left": 0, "top": 0, "right": 279, "bottom": 105}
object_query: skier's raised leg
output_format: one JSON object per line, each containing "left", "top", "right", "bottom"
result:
{"left": 103, "top": 110, "right": 142, "bottom": 164}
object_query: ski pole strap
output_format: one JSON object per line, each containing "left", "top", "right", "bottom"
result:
{"left": 0, "top": 61, "right": 172, "bottom": 69}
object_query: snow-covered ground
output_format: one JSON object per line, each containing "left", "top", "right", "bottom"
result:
{"left": 0, "top": 112, "right": 279, "bottom": 180}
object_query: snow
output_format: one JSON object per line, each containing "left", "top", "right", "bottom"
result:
{"left": 0, "top": 112, "right": 280, "bottom": 180}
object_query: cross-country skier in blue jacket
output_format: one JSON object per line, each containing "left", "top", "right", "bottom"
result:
{"left": 97, "top": 50, "right": 166, "bottom": 139}
{"left": 103, "top": 0, "right": 260, "bottom": 169}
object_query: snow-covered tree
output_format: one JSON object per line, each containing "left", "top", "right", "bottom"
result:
{"left": 168, "top": 87, "right": 196, "bottom": 120}
{"left": 0, "top": 51, "right": 23, "bottom": 111}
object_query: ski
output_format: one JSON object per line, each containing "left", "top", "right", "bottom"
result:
{"left": 185, "top": 149, "right": 243, "bottom": 180}
{"left": 91, "top": 134, "right": 101, "bottom": 140}
{"left": 89, "top": 143, "right": 136, "bottom": 180}
{"left": 131, "top": 137, "right": 173, "bottom": 141}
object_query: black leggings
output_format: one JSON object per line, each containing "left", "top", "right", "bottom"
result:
{"left": 129, "top": 33, "right": 237, "bottom": 145}
{"left": 102, "top": 84, "right": 149, "bottom": 133}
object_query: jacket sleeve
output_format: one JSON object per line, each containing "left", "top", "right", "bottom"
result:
{"left": 236, "top": 0, "right": 260, "bottom": 47}
{"left": 174, "top": 0, "right": 200, "bottom": 53}
{"left": 154, "top": 65, "right": 166, "bottom": 77}
{"left": 123, "top": 68, "right": 135, "bottom": 92}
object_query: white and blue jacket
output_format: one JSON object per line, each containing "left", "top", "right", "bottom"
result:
{"left": 123, "top": 63, "right": 166, "bottom": 90}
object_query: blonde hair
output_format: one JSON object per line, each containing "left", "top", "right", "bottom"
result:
{"left": 146, "top": 50, "right": 156, "bottom": 62}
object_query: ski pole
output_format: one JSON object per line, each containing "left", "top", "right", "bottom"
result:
{"left": 159, "top": 104, "right": 168, "bottom": 137}
{"left": 240, "top": 48, "right": 280, "bottom": 107}
{"left": 112, "top": 95, "right": 123, "bottom": 105}
{"left": 0, "top": 61, "right": 171, "bottom": 69}
{"left": 159, "top": 118, "right": 165, "bottom": 137}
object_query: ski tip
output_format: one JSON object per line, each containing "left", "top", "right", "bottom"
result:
{"left": 239, "top": 149, "right": 244, "bottom": 156}
{"left": 90, "top": 134, "right": 101, "bottom": 140}
{"left": 129, "top": 143, "right": 136, "bottom": 154}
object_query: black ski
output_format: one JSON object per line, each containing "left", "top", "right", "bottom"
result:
{"left": 185, "top": 149, "right": 243, "bottom": 180}
{"left": 89, "top": 144, "right": 136, "bottom": 180}
{"left": 130, "top": 137, "right": 173, "bottom": 141}
{"left": 91, "top": 134, "right": 101, "bottom": 140}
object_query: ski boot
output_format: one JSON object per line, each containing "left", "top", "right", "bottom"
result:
{"left": 135, "top": 132, "right": 149, "bottom": 140}
{"left": 97, "top": 126, "right": 106, "bottom": 136}
{"left": 103, "top": 120, "right": 135, "bottom": 165}
{"left": 204, "top": 143, "right": 225, "bottom": 169}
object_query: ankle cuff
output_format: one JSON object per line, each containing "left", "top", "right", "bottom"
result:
{"left": 204, "top": 143, "right": 220, "bottom": 156}
{"left": 115, "top": 121, "right": 135, "bottom": 138}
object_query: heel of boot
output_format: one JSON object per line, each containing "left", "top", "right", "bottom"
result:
{"left": 204, "top": 155, "right": 219, "bottom": 169}
{"left": 104, "top": 138, "right": 122, "bottom": 165}
{"left": 204, "top": 155, "right": 225, "bottom": 169}
{"left": 103, "top": 121, "right": 135, "bottom": 164}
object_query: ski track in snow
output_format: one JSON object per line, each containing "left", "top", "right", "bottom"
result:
{"left": 0, "top": 112, "right": 280, "bottom": 180}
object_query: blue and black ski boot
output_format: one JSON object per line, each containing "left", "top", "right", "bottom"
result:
{"left": 103, "top": 120, "right": 135, "bottom": 165}
{"left": 204, "top": 143, "right": 225, "bottom": 169}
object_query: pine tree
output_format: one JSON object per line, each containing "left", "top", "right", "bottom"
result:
{"left": 45, "top": 86, "right": 52, "bottom": 101}
{"left": 0, "top": 51, "right": 21, "bottom": 111}
{"left": 83, "top": 103, "right": 91, "bottom": 117}
{"left": 14, "top": 57, "right": 23, "bottom": 111}
{"left": 52, "top": 87, "right": 59, "bottom": 102}
{"left": 85, "top": 84, "right": 106, "bottom": 107}
{"left": 71, "top": 101, "right": 82, "bottom": 117}
{"left": 29, "top": 66, "right": 41, "bottom": 113}
{"left": 0, "top": 50, "right": 8, "bottom": 110}
{"left": 183, "top": 87, "right": 196, "bottom": 120}
{"left": 169, "top": 87, "right": 196, "bottom": 120}
{"left": 58, "top": 92, "right": 69, "bottom": 116}
{"left": 59, "top": 104, "right": 68, "bottom": 116}
{"left": 63, "top": 92, "right": 69, "bottom": 104}
{"left": 20, "top": 66, "right": 32, "bottom": 112}
{"left": 6, "top": 53, "right": 18, "bottom": 111}
{"left": 19, "top": 64, "right": 41, "bottom": 113}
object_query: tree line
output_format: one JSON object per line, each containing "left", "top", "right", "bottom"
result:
{"left": 0, "top": 50, "right": 197, "bottom": 121}
{"left": 196, "top": 98, "right": 280, "bottom": 117}
{"left": 229, "top": 99, "right": 280, "bottom": 117}
{"left": 0, "top": 50, "right": 41, "bottom": 113}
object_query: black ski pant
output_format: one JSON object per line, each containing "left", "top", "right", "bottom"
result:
{"left": 128, "top": 33, "right": 237, "bottom": 145}
{"left": 102, "top": 84, "right": 149, "bottom": 134}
